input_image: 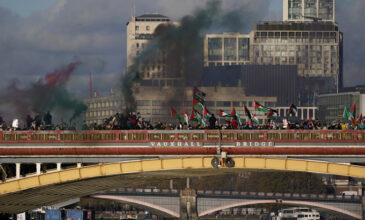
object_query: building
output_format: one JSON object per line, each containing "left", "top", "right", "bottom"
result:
{"left": 204, "top": 33, "right": 251, "bottom": 67}
{"left": 84, "top": 90, "right": 122, "bottom": 125}
{"left": 126, "top": 13, "right": 172, "bottom": 70}
{"left": 283, "top": 0, "right": 335, "bottom": 22}
{"left": 317, "top": 86, "right": 365, "bottom": 124}
{"left": 204, "top": 21, "right": 343, "bottom": 105}
{"left": 202, "top": 65, "right": 298, "bottom": 106}
{"left": 83, "top": 85, "right": 277, "bottom": 125}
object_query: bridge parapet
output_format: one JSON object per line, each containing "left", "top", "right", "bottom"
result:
{"left": 196, "top": 189, "right": 362, "bottom": 202}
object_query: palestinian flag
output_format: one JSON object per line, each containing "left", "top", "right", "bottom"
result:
{"left": 190, "top": 109, "right": 196, "bottom": 120}
{"left": 195, "top": 110, "right": 206, "bottom": 127}
{"left": 251, "top": 114, "right": 259, "bottom": 124}
{"left": 244, "top": 106, "right": 254, "bottom": 126}
{"left": 267, "top": 109, "right": 278, "bottom": 120}
{"left": 350, "top": 103, "right": 356, "bottom": 116}
{"left": 203, "top": 106, "right": 211, "bottom": 120}
{"left": 254, "top": 101, "right": 271, "bottom": 113}
{"left": 193, "top": 87, "right": 206, "bottom": 99}
{"left": 193, "top": 96, "right": 204, "bottom": 110}
{"left": 288, "top": 104, "right": 297, "bottom": 116}
{"left": 171, "top": 107, "right": 181, "bottom": 123}
{"left": 343, "top": 106, "right": 356, "bottom": 125}
{"left": 357, "top": 113, "right": 363, "bottom": 124}
{"left": 231, "top": 107, "right": 242, "bottom": 125}
{"left": 183, "top": 109, "right": 189, "bottom": 124}
{"left": 219, "top": 109, "right": 231, "bottom": 117}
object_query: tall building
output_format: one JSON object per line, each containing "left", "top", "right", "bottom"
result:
{"left": 204, "top": 21, "right": 343, "bottom": 105}
{"left": 126, "top": 14, "right": 171, "bottom": 71}
{"left": 283, "top": 0, "right": 335, "bottom": 22}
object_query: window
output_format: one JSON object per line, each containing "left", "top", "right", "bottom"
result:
{"left": 216, "top": 101, "right": 231, "bottom": 107}
{"left": 146, "top": 26, "right": 150, "bottom": 30}
{"left": 136, "top": 100, "right": 151, "bottom": 106}
{"left": 135, "top": 26, "right": 139, "bottom": 30}
{"left": 136, "top": 43, "right": 139, "bottom": 48}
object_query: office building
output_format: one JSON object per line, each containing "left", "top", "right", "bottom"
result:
{"left": 126, "top": 14, "right": 172, "bottom": 70}
{"left": 204, "top": 33, "right": 251, "bottom": 67}
{"left": 283, "top": 0, "right": 335, "bottom": 22}
{"left": 202, "top": 65, "right": 298, "bottom": 106}
{"left": 317, "top": 86, "right": 365, "bottom": 124}
{"left": 83, "top": 86, "right": 277, "bottom": 125}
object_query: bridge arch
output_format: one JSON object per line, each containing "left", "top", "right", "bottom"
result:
{"left": 91, "top": 195, "right": 180, "bottom": 218}
{"left": 198, "top": 199, "right": 362, "bottom": 219}
{"left": 0, "top": 157, "right": 365, "bottom": 213}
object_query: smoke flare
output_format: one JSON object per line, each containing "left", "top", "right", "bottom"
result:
{"left": 0, "top": 60, "right": 87, "bottom": 122}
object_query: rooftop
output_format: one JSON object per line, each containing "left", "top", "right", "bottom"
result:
{"left": 136, "top": 14, "right": 170, "bottom": 22}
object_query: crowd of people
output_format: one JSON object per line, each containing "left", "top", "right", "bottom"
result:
{"left": 1, "top": 111, "right": 364, "bottom": 131}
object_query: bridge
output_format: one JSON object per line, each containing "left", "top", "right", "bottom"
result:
{"left": 90, "top": 187, "right": 364, "bottom": 219}
{"left": 1, "top": 130, "right": 365, "bottom": 218}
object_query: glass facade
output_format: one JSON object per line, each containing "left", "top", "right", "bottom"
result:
{"left": 238, "top": 38, "right": 250, "bottom": 61}
{"left": 304, "top": 0, "right": 317, "bottom": 18}
{"left": 319, "top": 0, "right": 334, "bottom": 20}
{"left": 286, "top": 0, "right": 334, "bottom": 22}
{"left": 288, "top": 0, "right": 302, "bottom": 20}
{"left": 208, "top": 38, "right": 222, "bottom": 61}
{"left": 206, "top": 35, "right": 250, "bottom": 65}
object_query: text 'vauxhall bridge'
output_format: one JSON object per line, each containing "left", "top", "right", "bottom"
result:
{"left": 1, "top": 129, "right": 365, "bottom": 218}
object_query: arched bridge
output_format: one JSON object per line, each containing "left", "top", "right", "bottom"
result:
{"left": 91, "top": 187, "right": 364, "bottom": 219}
{"left": 1, "top": 157, "right": 365, "bottom": 217}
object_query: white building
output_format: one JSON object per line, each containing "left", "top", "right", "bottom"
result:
{"left": 126, "top": 14, "right": 171, "bottom": 70}
{"left": 283, "top": 0, "right": 335, "bottom": 22}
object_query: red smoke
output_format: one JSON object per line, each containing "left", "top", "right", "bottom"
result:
{"left": 38, "top": 60, "right": 81, "bottom": 87}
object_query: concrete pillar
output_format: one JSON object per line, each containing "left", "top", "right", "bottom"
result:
{"left": 56, "top": 163, "right": 61, "bottom": 171}
{"left": 16, "top": 163, "right": 21, "bottom": 179}
{"left": 36, "top": 163, "right": 41, "bottom": 175}
{"left": 170, "top": 179, "right": 173, "bottom": 189}
{"left": 180, "top": 188, "right": 197, "bottom": 219}
{"left": 77, "top": 163, "right": 82, "bottom": 168}
{"left": 186, "top": 177, "right": 190, "bottom": 189}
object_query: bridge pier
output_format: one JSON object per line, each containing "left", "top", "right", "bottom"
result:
{"left": 36, "top": 163, "right": 41, "bottom": 175}
{"left": 57, "top": 163, "right": 61, "bottom": 171}
{"left": 180, "top": 188, "right": 197, "bottom": 219}
{"left": 15, "top": 163, "right": 20, "bottom": 179}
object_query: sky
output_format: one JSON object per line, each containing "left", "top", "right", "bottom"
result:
{"left": 0, "top": 0, "right": 364, "bottom": 100}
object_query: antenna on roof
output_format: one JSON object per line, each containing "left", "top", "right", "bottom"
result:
{"left": 133, "top": 0, "right": 136, "bottom": 17}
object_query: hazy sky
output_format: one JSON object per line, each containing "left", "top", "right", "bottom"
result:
{"left": 0, "top": 0, "right": 363, "bottom": 98}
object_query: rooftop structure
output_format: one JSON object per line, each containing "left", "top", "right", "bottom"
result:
{"left": 283, "top": 0, "right": 335, "bottom": 22}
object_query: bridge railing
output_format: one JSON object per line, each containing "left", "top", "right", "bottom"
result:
{"left": 196, "top": 190, "right": 362, "bottom": 201}
{"left": 100, "top": 187, "right": 179, "bottom": 195}
{"left": 1, "top": 130, "right": 365, "bottom": 143}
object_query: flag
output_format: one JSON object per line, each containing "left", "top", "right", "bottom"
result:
{"left": 254, "top": 101, "right": 271, "bottom": 113}
{"left": 203, "top": 106, "right": 210, "bottom": 120}
{"left": 193, "top": 96, "right": 204, "bottom": 110}
{"left": 350, "top": 103, "right": 356, "bottom": 116}
{"left": 171, "top": 107, "right": 181, "bottom": 123}
{"left": 190, "top": 109, "right": 196, "bottom": 120}
{"left": 288, "top": 104, "right": 297, "bottom": 116}
{"left": 267, "top": 109, "right": 278, "bottom": 120}
{"left": 183, "top": 109, "right": 189, "bottom": 124}
{"left": 357, "top": 113, "right": 363, "bottom": 124}
{"left": 231, "top": 107, "right": 242, "bottom": 125}
{"left": 251, "top": 114, "right": 259, "bottom": 124}
{"left": 195, "top": 110, "right": 206, "bottom": 127}
{"left": 343, "top": 106, "right": 356, "bottom": 125}
{"left": 193, "top": 87, "right": 206, "bottom": 99}
{"left": 219, "top": 109, "right": 230, "bottom": 117}
{"left": 244, "top": 106, "right": 253, "bottom": 126}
